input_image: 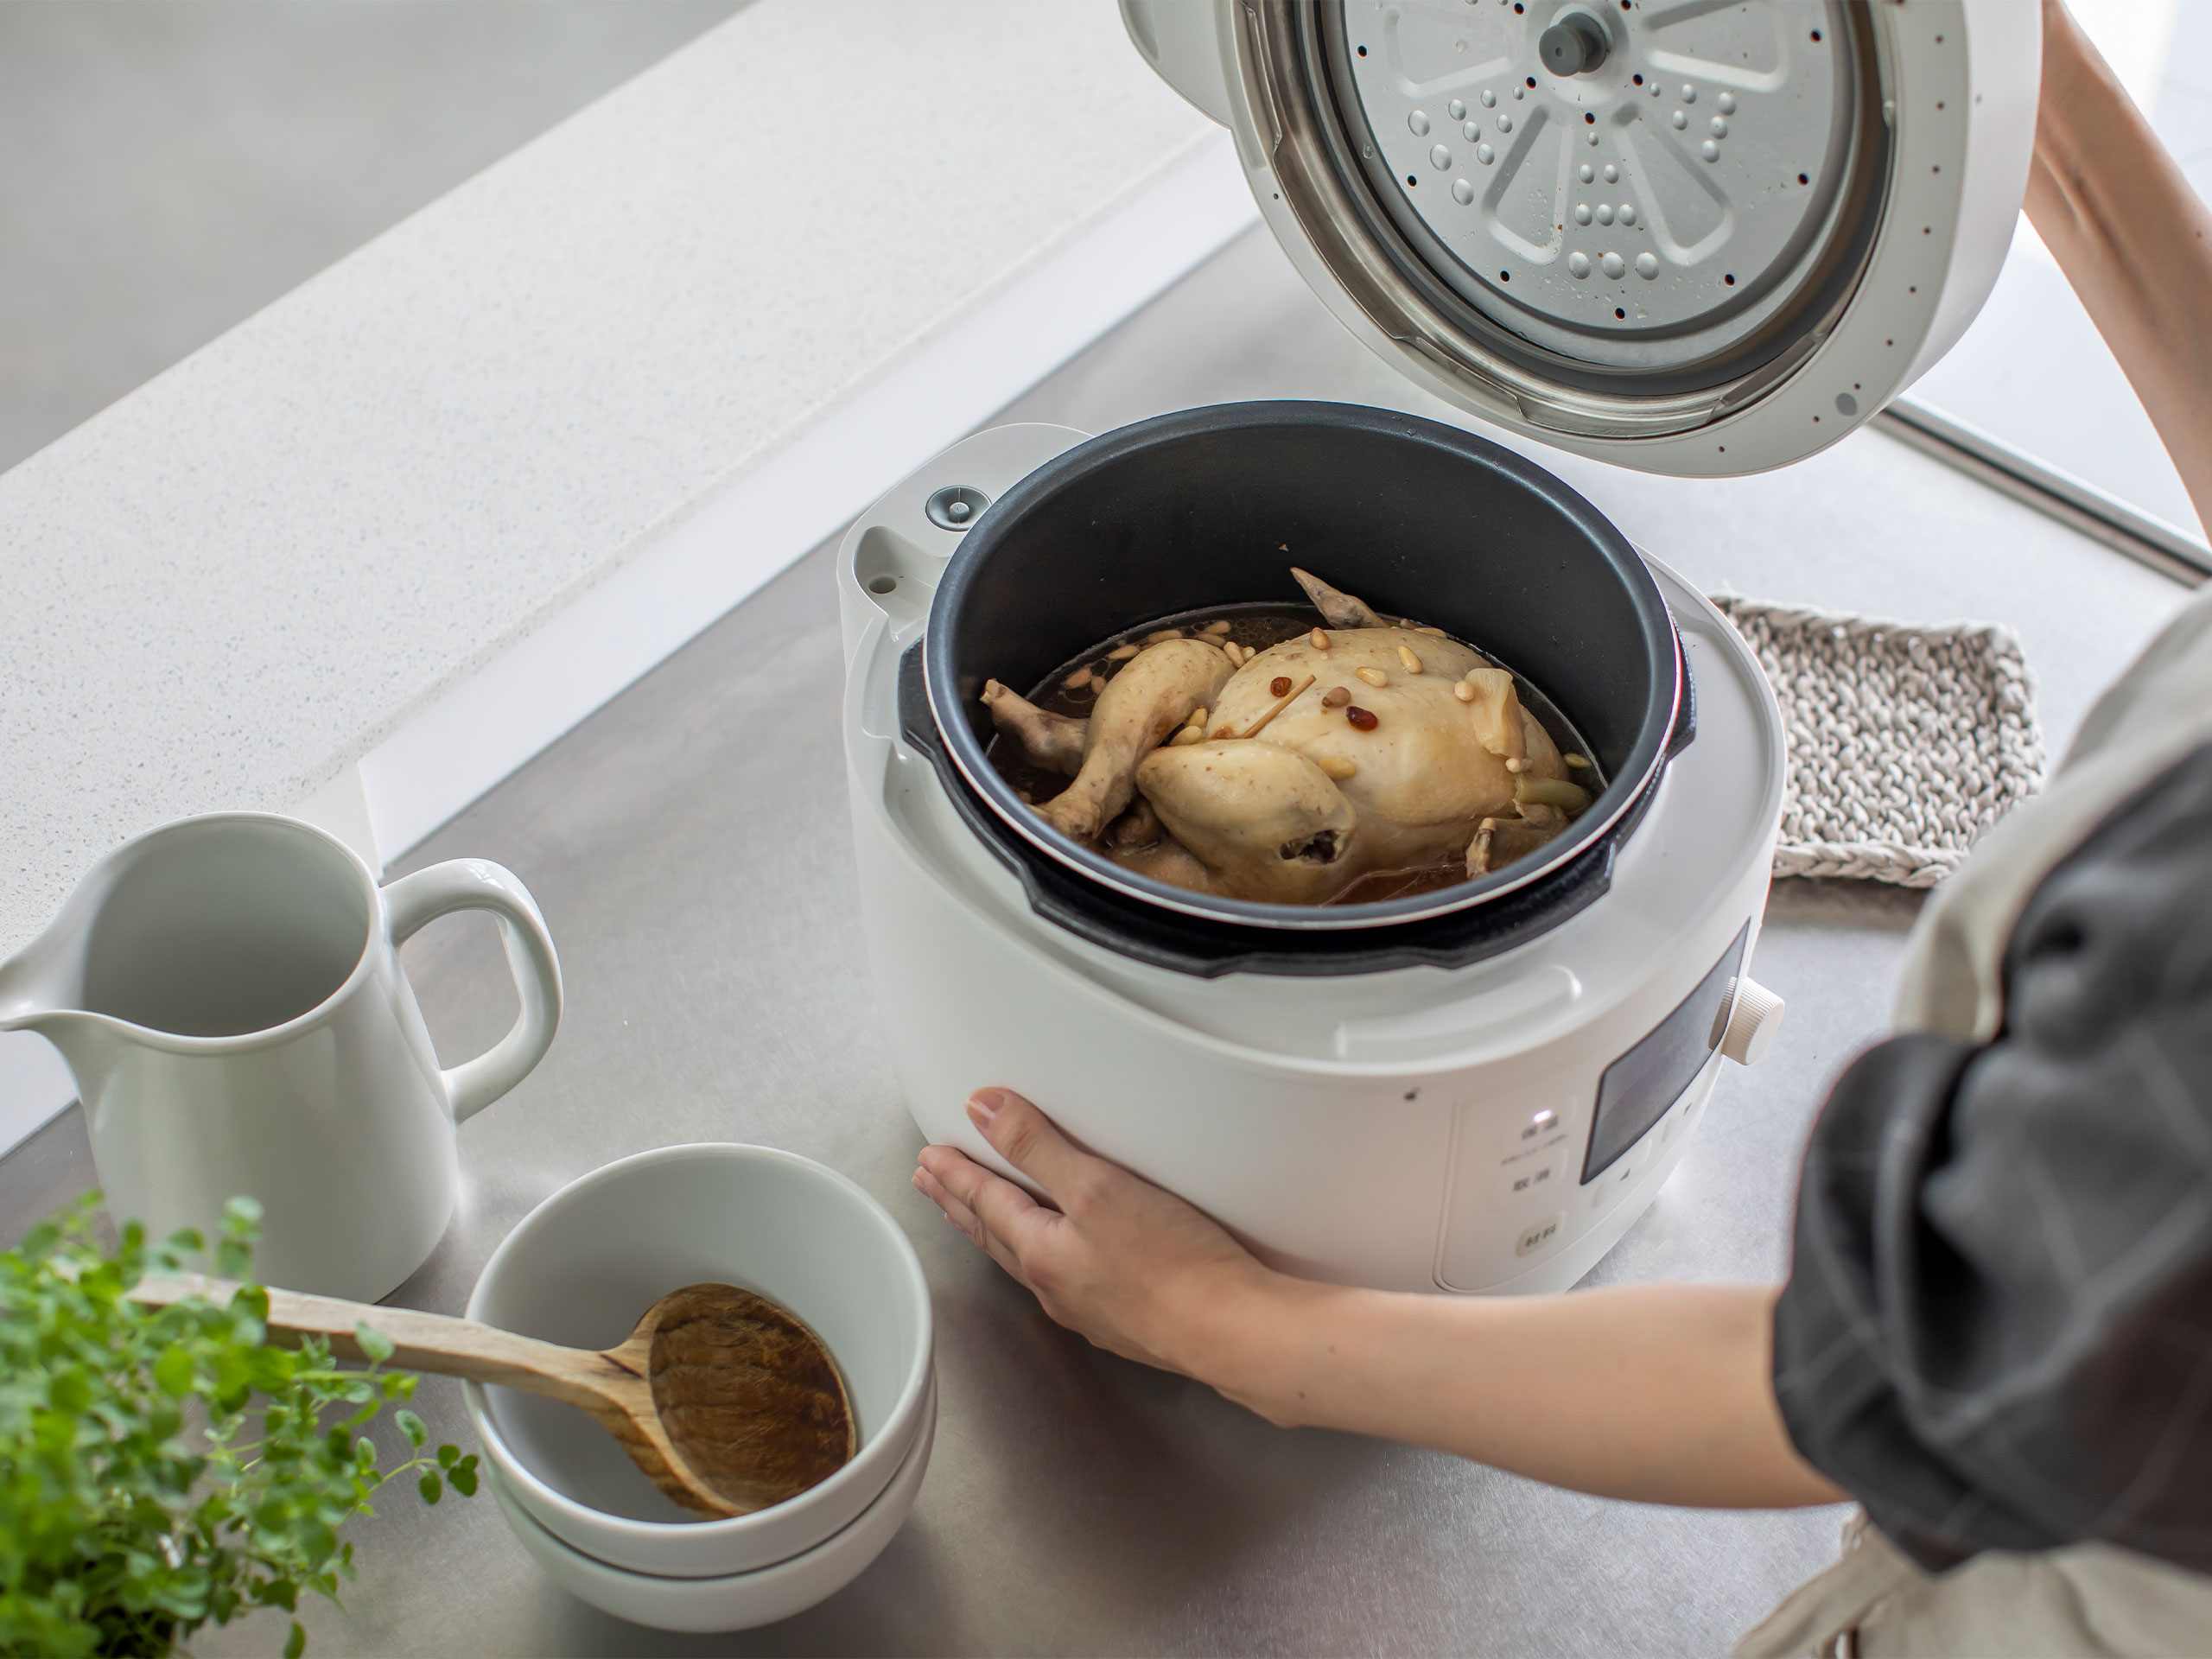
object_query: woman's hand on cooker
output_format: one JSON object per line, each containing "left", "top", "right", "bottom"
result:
{"left": 916, "top": 1088, "right": 1843, "bottom": 1509}
{"left": 912, "top": 1087, "right": 1273, "bottom": 1376}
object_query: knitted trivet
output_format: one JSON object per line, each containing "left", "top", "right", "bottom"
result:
{"left": 1711, "top": 595, "right": 2046, "bottom": 887}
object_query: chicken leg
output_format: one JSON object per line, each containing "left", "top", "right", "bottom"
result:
{"left": 982, "top": 682, "right": 1088, "bottom": 776}
{"left": 1027, "top": 638, "right": 1232, "bottom": 842}
{"left": 1135, "top": 738, "right": 1360, "bottom": 903}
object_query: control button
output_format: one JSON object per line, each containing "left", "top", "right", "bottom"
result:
{"left": 1516, "top": 1108, "right": 1559, "bottom": 1144}
{"left": 1516, "top": 1213, "right": 1565, "bottom": 1257}
{"left": 1502, "top": 1150, "right": 1565, "bottom": 1204}
{"left": 1719, "top": 978, "right": 1786, "bottom": 1066}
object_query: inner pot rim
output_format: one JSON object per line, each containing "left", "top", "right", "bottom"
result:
{"left": 923, "top": 400, "right": 1681, "bottom": 933}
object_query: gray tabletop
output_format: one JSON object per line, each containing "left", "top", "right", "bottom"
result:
{"left": 7, "top": 228, "right": 2194, "bottom": 1656}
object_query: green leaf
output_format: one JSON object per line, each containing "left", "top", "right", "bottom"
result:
{"left": 49, "top": 1369, "right": 93, "bottom": 1416}
{"left": 284, "top": 1619, "right": 307, "bottom": 1659}
{"left": 393, "top": 1408, "right": 428, "bottom": 1448}
{"left": 448, "top": 1463, "right": 478, "bottom": 1497}
{"left": 353, "top": 1321, "right": 396, "bottom": 1365}
{"left": 247, "top": 1345, "right": 296, "bottom": 1393}
{"left": 223, "top": 1193, "right": 266, "bottom": 1230}
{"left": 437, "top": 1444, "right": 459, "bottom": 1469}
{"left": 153, "top": 1344, "right": 196, "bottom": 1398}
{"left": 417, "top": 1471, "right": 442, "bottom": 1505}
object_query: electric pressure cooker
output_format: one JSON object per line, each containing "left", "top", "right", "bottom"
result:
{"left": 839, "top": 0, "right": 2039, "bottom": 1292}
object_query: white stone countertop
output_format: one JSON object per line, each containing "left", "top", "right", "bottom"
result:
{"left": 0, "top": 0, "right": 1224, "bottom": 962}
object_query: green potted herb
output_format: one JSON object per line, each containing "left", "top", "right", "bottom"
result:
{"left": 0, "top": 1195, "right": 475, "bottom": 1657}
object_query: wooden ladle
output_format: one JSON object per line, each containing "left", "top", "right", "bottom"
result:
{"left": 131, "top": 1275, "right": 855, "bottom": 1520}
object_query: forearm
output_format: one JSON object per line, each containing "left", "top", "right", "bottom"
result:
{"left": 921, "top": 1096, "right": 1845, "bottom": 1510}
{"left": 2026, "top": 0, "right": 2212, "bottom": 533}
{"left": 1173, "top": 1273, "right": 1846, "bottom": 1510}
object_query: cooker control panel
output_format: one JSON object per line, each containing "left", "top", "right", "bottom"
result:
{"left": 1580, "top": 924, "right": 1749, "bottom": 1185}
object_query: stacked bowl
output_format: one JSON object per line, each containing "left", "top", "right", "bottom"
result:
{"left": 462, "top": 1144, "right": 935, "bottom": 1632}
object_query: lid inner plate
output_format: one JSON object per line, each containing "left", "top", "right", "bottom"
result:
{"left": 1340, "top": 0, "right": 1861, "bottom": 378}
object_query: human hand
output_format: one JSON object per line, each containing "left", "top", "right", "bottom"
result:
{"left": 912, "top": 1087, "right": 1275, "bottom": 1377}
{"left": 912, "top": 1093, "right": 1838, "bottom": 1507}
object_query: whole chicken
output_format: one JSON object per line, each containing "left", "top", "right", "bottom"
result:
{"left": 983, "top": 569, "right": 1592, "bottom": 904}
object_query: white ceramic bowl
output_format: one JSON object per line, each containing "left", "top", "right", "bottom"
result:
{"left": 486, "top": 1378, "right": 936, "bottom": 1633}
{"left": 463, "top": 1143, "right": 933, "bottom": 1578}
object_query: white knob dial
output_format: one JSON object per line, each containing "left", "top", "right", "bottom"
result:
{"left": 1719, "top": 978, "right": 1784, "bottom": 1066}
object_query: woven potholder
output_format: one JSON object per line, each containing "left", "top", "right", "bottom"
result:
{"left": 1711, "top": 595, "right": 2046, "bottom": 887}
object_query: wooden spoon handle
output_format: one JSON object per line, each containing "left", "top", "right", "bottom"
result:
{"left": 131, "top": 1274, "right": 636, "bottom": 1414}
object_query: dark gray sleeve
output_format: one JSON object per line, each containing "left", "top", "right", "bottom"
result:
{"left": 1772, "top": 739, "right": 2212, "bottom": 1574}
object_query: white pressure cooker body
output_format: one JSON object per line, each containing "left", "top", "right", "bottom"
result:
{"left": 840, "top": 412, "right": 1787, "bottom": 1294}
{"left": 835, "top": 0, "right": 2041, "bottom": 1294}
{"left": 1121, "top": 0, "right": 2039, "bottom": 474}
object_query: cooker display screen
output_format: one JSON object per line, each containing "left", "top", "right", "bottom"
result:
{"left": 1581, "top": 925, "right": 1750, "bottom": 1184}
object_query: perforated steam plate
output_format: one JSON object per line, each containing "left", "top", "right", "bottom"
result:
{"left": 1333, "top": 0, "right": 1872, "bottom": 386}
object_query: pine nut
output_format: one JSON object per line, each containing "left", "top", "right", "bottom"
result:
{"left": 1108, "top": 644, "right": 1140, "bottom": 661}
{"left": 1397, "top": 645, "right": 1423, "bottom": 674}
{"left": 1169, "top": 726, "right": 1204, "bottom": 747}
{"left": 1516, "top": 776, "right": 1592, "bottom": 813}
{"left": 1222, "top": 640, "right": 1243, "bottom": 666}
{"left": 1319, "top": 754, "right": 1357, "bottom": 779}
{"left": 1189, "top": 707, "right": 1207, "bottom": 730}
{"left": 1414, "top": 625, "right": 1447, "bottom": 637}
{"left": 1322, "top": 685, "right": 1351, "bottom": 708}
{"left": 1452, "top": 679, "right": 1477, "bottom": 702}
{"left": 1204, "top": 619, "right": 1232, "bottom": 634}
{"left": 1565, "top": 753, "right": 1590, "bottom": 769}
{"left": 1146, "top": 629, "right": 1184, "bottom": 644}
{"left": 1505, "top": 757, "right": 1527, "bottom": 773}
{"left": 1310, "top": 627, "right": 1330, "bottom": 651}
{"left": 1356, "top": 666, "right": 1389, "bottom": 688}
{"left": 1064, "top": 667, "right": 1094, "bottom": 690}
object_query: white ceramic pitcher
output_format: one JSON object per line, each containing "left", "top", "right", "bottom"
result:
{"left": 0, "top": 812, "right": 562, "bottom": 1300}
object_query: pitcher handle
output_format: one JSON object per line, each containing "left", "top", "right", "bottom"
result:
{"left": 382, "top": 861, "right": 563, "bottom": 1123}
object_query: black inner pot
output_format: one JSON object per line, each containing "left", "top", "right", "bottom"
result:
{"left": 917, "top": 401, "right": 1688, "bottom": 977}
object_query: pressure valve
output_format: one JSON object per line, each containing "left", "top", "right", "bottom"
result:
{"left": 1539, "top": 9, "right": 1611, "bottom": 76}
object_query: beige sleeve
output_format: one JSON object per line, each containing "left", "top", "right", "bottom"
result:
{"left": 1892, "top": 586, "right": 2212, "bottom": 1041}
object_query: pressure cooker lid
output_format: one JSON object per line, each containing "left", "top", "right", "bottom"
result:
{"left": 1332, "top": 1, "right": 1872, "bottom": 396}
{"left": 1129, "top": 0, "right": 2040, "bottom": 472}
